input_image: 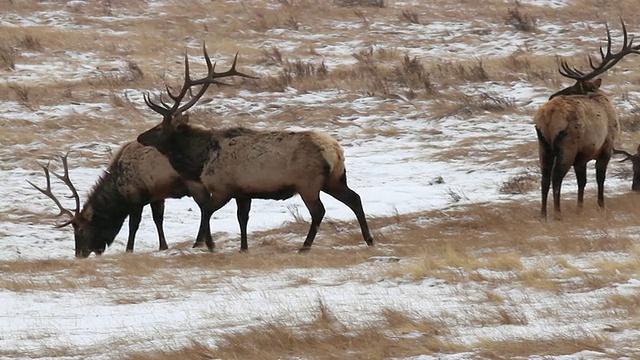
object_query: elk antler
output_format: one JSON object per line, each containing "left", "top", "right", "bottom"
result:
{"left": 613, "top": 148, "right": 635, "bottom": 162}
{"left": 28, "top": 153, "right": 80, "bottom": 228}
{"left": 144, "top": 43, "right": 257, "bottom": 123}
{"left": 559, "top": 19, "right": 640, "bottom": 82}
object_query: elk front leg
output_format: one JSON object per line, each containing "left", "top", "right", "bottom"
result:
{"left": 150, "top": 200, "right": 168, "bottom": 251}
{"left": 235, "top": 198, "right": 251, "bottom": 252}
{"left": 201, "top": 193, "right": 233, "bottom": 252}
{"left": 126, "top": 206, "right": 144, "bottom": 252}
{"left": 186, "top": 181, "right": 214, "bottom": 250}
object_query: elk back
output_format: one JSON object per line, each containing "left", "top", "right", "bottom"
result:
{"left": 202, "top": 130, "right": 345, "bottom": 198}
{"left": 534, "top": 92, "right": 619, "bottom": 157}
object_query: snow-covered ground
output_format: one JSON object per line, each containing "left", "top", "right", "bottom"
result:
{"left": 1, "top": 0, "right": 639, "bottom": 358}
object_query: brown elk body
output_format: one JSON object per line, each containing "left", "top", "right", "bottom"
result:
{"left": 30, "top": 141, "right": 214, "bottom": 258}
{"left": 137, "top": 46, "right": 374, "bottom": 252}
{"left": 535, "top": 90, "right": 619, "bottom": 217}
{"left": 613, "top": 145, "right": 640, "bottom": 190}
{"left": 535, "top": 20, "right": 638, "bottom": 218}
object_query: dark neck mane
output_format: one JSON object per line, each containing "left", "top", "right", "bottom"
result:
{"left": 82, "top": 168, "right": 131, "bottom": 247}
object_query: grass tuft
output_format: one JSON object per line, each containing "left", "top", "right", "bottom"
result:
{"left": 334, "top": 0, "right": 385, "bottom": 8}
{"left": 505, "top": 7, "right": 538, "bottom": 32}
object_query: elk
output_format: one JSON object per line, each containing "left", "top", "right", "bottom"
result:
{"left": 136, "top": 45, "right": 374, "bottom": 252}
{"left": 535, "top": 20, "right": 640, "bottom": 218}
{"left": 613, "top": 145, "right": 640, "bottom": 191}
{"left": 29, "top": 141, "right": 217, "bottom": 258}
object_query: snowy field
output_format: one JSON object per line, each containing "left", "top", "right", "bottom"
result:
{"left": 1, "top": 0, "right": 640, "bottom": 359}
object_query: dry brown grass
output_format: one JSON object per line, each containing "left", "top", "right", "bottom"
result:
{"left": 125, "top": 301, "right": 463, "bottom": 360}
{"left": 1, "top": 0, "right": 636, "bottom": 160}
{"left": 473, "top": 332, "right": 612, "bottom": 358}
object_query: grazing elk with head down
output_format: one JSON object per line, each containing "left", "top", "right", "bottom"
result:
{"left": 137, "top": 45, "right": 374, "bottom": 252}
{"left": 535, "top": 20, "right": 640, "bottom": 218}
{"left": 29, "top": 142, "right": 215, "bottom": 258}
{"left": 613, "top": 145, "right": 640, "bottom": 191}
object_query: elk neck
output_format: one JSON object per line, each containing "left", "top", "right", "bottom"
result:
{"left": 83, "top": 169, "right": 139, "bottom": 246}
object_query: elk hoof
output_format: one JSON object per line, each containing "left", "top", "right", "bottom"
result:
{"left": 192, "top": 241, "right": 205, "bottom": 249}
{"left": 298, "top": 246, "right": 311, "bottom": 253}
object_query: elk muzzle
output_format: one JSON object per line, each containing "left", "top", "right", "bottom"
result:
{"left": 75, "top": 247, "right": 92, "bottom": 258}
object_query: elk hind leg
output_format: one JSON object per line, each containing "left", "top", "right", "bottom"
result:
{"left": 574, "top": 162, "right": 587, "bottom": 211}
{"left": 299, "top": 194, "right": 326, "bottom": 252}
{"left": 595, "top": 154, "right": 611, "bottom": 208}
{"left": 150, "top": 200, "right": 168, "bottom": 251}
{"left": 324, "top": 175, "right": 374, "bottom": 246}
{"left": 549, "top": 130, "right": 570, "bottom": 217}
{"left": 235, "top": 198, "right": 251, "bottom": 252}
{"left": 536, "top": 127, "right": 554, "bottom": 218}
{"left": 126, "top": 205, "right": 144, "bottom": 252}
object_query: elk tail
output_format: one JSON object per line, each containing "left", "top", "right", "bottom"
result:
{"left": 536, "top": 126, "right": 568, "bottom": 173}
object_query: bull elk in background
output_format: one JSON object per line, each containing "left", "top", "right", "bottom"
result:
{"left": 535, "top": 20, "right": 640, "bottom": 218}
{"left": 137, "top": 45, "right": 374, "bottom": 252}
{"left": 613, "top": 145, "right": 640, "bottom": 190}
{"left": 29, "top": 142, "right": 216, "bottom": 258}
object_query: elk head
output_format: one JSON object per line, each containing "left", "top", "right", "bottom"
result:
{"left": 549, "top": 19, "right": 640, "bottom": 100}
{"left": 138, "top": 44, "right": 257, "bottom": 152}
{"left": 28, "top": 154, "right": 103, "bottom": 258}
{"left": 614, "top": 145, "right": 640, "bottom": 191}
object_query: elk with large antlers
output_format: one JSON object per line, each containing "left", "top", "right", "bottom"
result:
{"left": 535, "top": 20, "right": 640, "bottom": 218}
{"left": 137, "top": 45, "right": 374, "bottom": 252}
{"left": 29, "top": 142, "right": 217, "bottom": 258}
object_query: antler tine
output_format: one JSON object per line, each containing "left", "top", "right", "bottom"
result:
{"left": 159, "top": 95, "right": 173, "bottom": 110}
{"left": 558, "top": 19, "right": 640, "bottom": 82}
{"left": 175, "top": 43, "right": 233, "bottom": 114}
{"left": 176, "top": 49, "right": 259, "bottom": 114}
{"left": 588, "top": 21, "right": 626, "bottom": 74}
{"left": 144, "top": 92, "right": 170, "bottom": 116}
{"left": 49, "top": 153, "right": 80, "bottom": 217}
{"left": 558, "top": 59, "right": 585, "bottom": 80}
{"left": 165, "top": 50, "right": 195, "bottom": 114}
{"left": 604, "top": 22, "right": 613, "bottom": 58}
{"left": 613, "top": 148, "right": 634, "bottom": 162}
{"left": 148, "top": 42, "right": 258, "bottom": 117}
{"left": 165, "top": 85, "right": 181, "bottom": 101}
{"left": 193, "top": 52, "right": 259, "bottom": 85}
{"left": 27, "top": 161, "right": 76, "bottom": 226}
{"left": 144, "top": 50, "right": 199, "bottom": 120}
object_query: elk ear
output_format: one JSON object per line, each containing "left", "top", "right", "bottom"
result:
{"left": 83, "top": 205, "right": 94, "bottom": 221}
{"left": 592, "top": 78, "right": 602, "bottom": 89}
